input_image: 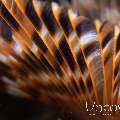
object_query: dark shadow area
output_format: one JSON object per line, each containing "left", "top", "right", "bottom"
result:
{"left": 0, "top": 92, "right": 76, "bottom": 120}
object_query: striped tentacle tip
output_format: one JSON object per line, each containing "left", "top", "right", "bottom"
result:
{"left": 0, "top": 0, "right": 120, "bottom": 119}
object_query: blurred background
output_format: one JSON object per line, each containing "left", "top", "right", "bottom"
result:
{"left": 47, "top": 0, "right": 120, "bottom": 24}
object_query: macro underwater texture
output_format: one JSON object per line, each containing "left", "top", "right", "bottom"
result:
{"left": 0, "top": 0, "right": 120, "bottom": 120}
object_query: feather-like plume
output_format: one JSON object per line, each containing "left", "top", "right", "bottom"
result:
{"left": 0, "top": 0, "right": 120, "bottom": 119}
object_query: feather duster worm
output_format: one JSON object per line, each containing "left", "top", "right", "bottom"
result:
{"left": 0, "top": 0, "right": 120, "bottom": 119}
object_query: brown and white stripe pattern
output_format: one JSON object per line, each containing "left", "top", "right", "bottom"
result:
{"left": 98, "top": 21, "right": 114, "bottom": 105}
{"left": 112, "top": 26, "right": 120, "bottom": 104}
{"left": 0, "top": 0, "right": 120, "bottom": 119}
